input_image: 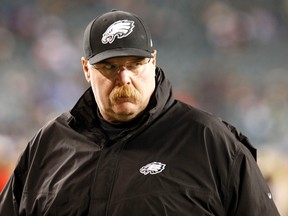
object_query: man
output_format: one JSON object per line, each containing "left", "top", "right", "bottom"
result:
{"left": 0, "top": 10, "right": 280, "bottom": 215}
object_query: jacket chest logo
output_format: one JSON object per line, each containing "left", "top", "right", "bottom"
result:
{"left": 139, "top": 162, "right": 166, "bottom": 175}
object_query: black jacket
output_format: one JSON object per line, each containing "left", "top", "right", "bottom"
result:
{"left": 0, "top": 67, "right": 280, "bottom": 215}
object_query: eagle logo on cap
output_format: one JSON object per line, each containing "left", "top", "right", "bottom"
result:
{"left": 102, "top": 20, "right": 135, "bottom": 44}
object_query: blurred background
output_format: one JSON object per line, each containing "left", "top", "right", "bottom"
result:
{"left": 0, "top": 0, "right": 287, "bottom": 214}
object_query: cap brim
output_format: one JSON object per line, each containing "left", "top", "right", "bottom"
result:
{"left": 88, "top": 48, "right": 153, "bottom": 64}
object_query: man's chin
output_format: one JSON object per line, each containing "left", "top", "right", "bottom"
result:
{"left": 113, "top": 102, "right": 138, "bottom": 113}
{"left": 111, "top": 103, "right": 142, "bottom": 121}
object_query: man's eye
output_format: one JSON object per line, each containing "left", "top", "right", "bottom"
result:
{"left": 104, "top": 64, "right": 116, "bottom": 70}
{"left": 129, "top": 62, "right": 142, "bottom": 68}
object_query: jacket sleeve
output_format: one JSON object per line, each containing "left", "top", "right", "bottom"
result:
{"left": 224, "top": 143, "right": 280, "bottom": 216}
{"left": 0, "top": 144, "right": 30, "bottom": 216}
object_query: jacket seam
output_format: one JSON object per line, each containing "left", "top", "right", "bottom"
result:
{"left": 223, "top": 146, "right": 242, "bottom": 214}
{"left": 105, "top": 140, "right": 127, "bottom": 216}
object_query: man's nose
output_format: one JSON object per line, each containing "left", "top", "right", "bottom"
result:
{"left": 116, "top": 67, "right": 131, "bottom": 85}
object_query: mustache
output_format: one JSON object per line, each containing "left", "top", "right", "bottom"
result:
{"left": 110, "top": 85, "right": 141, "bottom": 102}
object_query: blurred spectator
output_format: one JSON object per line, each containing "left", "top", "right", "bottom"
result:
{"left": 0, "top": 27, "right": 15, "bottom": 60}
{"left": 0, "top": 135, "right": 17, "bottom": 192}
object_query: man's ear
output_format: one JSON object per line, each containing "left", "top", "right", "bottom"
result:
{"left": 81, "top": 57, "right": 90, "bottom": 83}
{"left": 151, "top": 50, "right": 157, "bottom": 66}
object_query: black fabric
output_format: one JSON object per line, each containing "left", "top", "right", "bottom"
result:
{"left": 98, "top": 110, "right": 144, "bottom": 140}
{"left": 0, "top": 67, "right": 280, "bottom": 216}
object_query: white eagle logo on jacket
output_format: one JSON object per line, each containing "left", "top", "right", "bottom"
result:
{"left": 139, "top": 162, "right": 166, "bottom": 175}
{"left": 102, "top": 20, "right": 135, "bottom": 44}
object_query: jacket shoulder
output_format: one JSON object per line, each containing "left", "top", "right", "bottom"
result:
{"left": 172, "top": 100, "right": 256, "bottom": 159}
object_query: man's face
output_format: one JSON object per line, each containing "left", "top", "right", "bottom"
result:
{"left": 81, "top": 51, "right": 157, "bottom": 122}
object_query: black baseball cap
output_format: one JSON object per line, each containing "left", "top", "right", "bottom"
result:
{"left": 83, "top": 10, "right": 154, "bottom": 64}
